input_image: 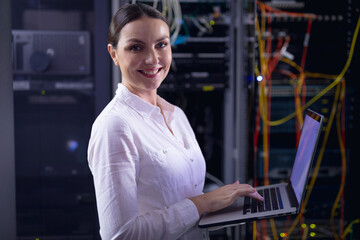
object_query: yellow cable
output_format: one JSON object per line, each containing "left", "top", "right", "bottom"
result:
{"left": 270, "top": 218, "right": 279, "bottom": 240}
{"left": 255, "top": 65, "right": 261, "bottom": 79}
{"left": 253, "top": 221, "right": 257, "bottom": 240}
{"left": 263, "top": 111, "right": 269, "bottom": 186}
{"left": 280, "top": 57, "right": 302, "bottom": 72}
{"left": 330, "top": 82, "right": 347, "bottom": 240}
{"left": 297, "top": 69, "right": 305, "bottom": 96}
{"left": 260, "top": 4, "right": 269, "bottom": 76}
{"left": 301, "top": 224, "right": 308, "bottom": 240}
{"left": 256, "top": 9, "right": 269, "bottom": 186}
{"left": 255, "top": 16, "right": 267, "bottom": 78}
{"left": 262, "top": 83, "right": 269, "bottom": 185}
{"left": 342, "top": 219, "right": 360, "bottom": 238}
{"left": 295, "top": 85, "right": 304, "bottom": 127}
{"left": 280, "top": 57, "right": 338, "bottom": 79}
{"left": 260, "top": 15, "right": 360, "bottom": 126}
{"left": 305, "top": 72, "right": 338, "bottom": 79}
{"left": 257, "top": 11, "right": 273, "bottom": 239}
{"left": 260, "top": 81, "right": 269, "bottom": 196}
{"left": 285, "top": 81, "right": 342, "bottom": 239}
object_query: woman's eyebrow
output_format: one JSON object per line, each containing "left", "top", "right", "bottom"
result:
{"left": 125, "top": 38, "right": 144, "bottom": 44}
{"left": 155, "top": 36, "right": 170, "bottom": 42}
{"left": 125, "top": 36, "right": 170, "bottom": 44}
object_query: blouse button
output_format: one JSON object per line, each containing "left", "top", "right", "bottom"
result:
{"left": 162, "top": 150, "right": 168, "bottom": 154}
{"left": 190, "top": 158, "right": 194, "bottom": 162}
{"left": 195, "top": 184, "right": 198, "bottom": 188}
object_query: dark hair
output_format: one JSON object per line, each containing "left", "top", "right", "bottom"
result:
{"left": 108, "top": 3, "right": 169, "bottom": 49}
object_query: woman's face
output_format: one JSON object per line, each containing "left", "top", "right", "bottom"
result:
{"left": 108, "top": 16, "right": 172, "bottom": 96}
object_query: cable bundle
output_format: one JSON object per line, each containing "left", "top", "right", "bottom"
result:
{"left": 253, "top": 1, "right": 360, "bottom": 239}
{"left": 132, "top": 0, "right": 182, "bottom": 45}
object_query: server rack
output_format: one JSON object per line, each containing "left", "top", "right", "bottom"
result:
{"left": 251, "top": 0, "right": 360, "bottom": 239}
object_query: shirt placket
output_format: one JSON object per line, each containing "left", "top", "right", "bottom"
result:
{"left": 155, "top": 113, "right": 199, "bottom": 191}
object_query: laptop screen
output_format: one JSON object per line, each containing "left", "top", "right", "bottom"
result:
{"left": 290, "top": 110, "right": 323, "bottom": 204}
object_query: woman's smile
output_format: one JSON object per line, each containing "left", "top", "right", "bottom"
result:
{"left": 138, "top": 67, "right": 163, "bottom": 78}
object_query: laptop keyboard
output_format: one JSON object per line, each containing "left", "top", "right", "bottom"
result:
{"left": 243, "top": 187, "right": 283, "bottom": 214}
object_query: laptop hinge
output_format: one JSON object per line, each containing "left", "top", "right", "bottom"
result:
{"left": 286, "top": 183, "right": 299, "bottom": 208}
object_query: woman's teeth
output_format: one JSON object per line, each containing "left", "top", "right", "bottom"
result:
{"left": 140, "top": 68, "right": 160, "bottom": 75}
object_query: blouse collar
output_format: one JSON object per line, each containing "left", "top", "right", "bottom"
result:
{"left": 116, "top": 83, "right": 175, "bottom": 119}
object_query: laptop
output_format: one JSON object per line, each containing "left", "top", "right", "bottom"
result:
{"left": 199, "top": 109, "right": 323, "bottom": 228}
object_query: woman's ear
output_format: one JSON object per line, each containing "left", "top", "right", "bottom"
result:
{"left": 107, "top": 44, "right": 119, "bottom": 66}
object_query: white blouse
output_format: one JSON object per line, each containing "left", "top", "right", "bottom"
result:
{"left": 88, "top": 84, "right": 209, "bottom": 240}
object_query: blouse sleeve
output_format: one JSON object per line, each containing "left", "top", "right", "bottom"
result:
{"left": 87, "top": 115, "right": 200, "bottom": 240}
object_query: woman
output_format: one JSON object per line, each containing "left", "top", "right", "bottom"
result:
{"left": 88, "top": 3, "right": 263, "bottom": 240}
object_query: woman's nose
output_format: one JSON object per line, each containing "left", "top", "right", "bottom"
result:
{"left": 144, "top": 48, "right": 158, "bottom": 64}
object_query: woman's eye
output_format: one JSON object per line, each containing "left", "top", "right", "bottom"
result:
{"left": 129, "top": 45, "right": 142, "bottom": 51}
{"left": 157, "top": 42, "right": 168, "bottom": 48}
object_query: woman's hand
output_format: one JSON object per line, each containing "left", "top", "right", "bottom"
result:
{"left": 189, "top": 181, "right": 264, "bottom": 216}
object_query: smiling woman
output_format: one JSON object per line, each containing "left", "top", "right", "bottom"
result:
{"left": 107, "top": 16, "right": 172, "bottom": 105}
{"left": 87, "top": 3, "right": 262, "bottom": 240}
